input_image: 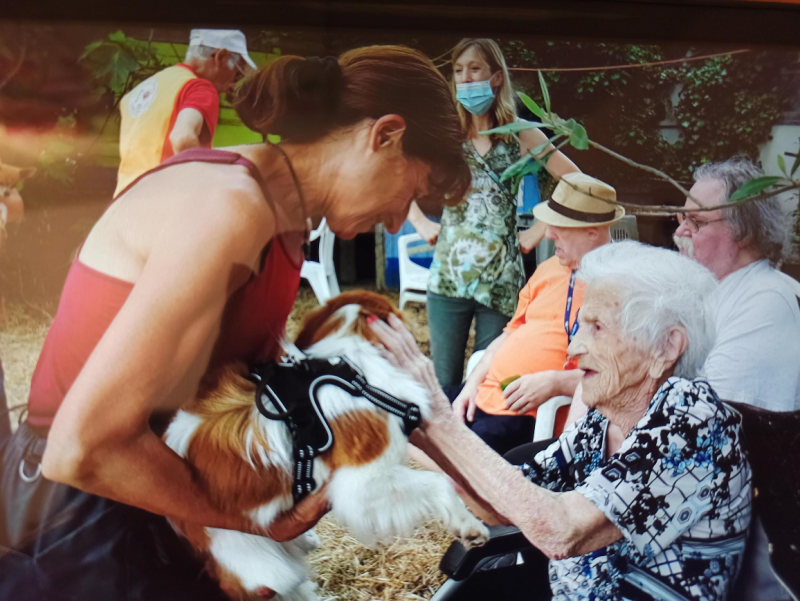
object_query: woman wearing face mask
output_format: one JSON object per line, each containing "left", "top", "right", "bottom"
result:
{"left": 408, "top": 38, "right": 580, "bottom": 389}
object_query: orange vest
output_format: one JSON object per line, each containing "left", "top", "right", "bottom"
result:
{"left": 115, "top": 65, "right": 198, "bottom": 197}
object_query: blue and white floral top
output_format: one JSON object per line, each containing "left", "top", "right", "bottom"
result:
{"left": 521, "top": 377, "right": 752, "bottom": 601}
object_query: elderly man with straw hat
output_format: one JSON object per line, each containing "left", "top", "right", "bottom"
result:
{"left": 450, "top": 172, "right": 621, "bottom": 454}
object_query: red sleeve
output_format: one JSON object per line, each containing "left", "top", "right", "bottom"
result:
{"left": 174, "top": 78, "right": 220, "bottom": 141}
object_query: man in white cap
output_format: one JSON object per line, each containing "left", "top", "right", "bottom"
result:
{"left": 450, "top": 172, "right": 619, "bottom": 454}
{"left": 114, "top": 29, "right": 257, "bottom": 197}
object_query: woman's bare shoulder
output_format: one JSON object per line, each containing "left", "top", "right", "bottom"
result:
{"left": 120, "top": 162, "right": 277, "bottom": 261}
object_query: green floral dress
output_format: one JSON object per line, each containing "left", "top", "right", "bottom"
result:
{"left": 428, "top": 139, "right": 526, "bottom": 316}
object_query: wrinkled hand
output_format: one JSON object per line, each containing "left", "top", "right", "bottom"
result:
{"left": 416, "top": 219, "right": 441, "bottom": 246}
{"left": 502, "top": 371, "right": 556, "bottom": 415}
{"left": 265, "top": 484, "right": 330, "bottom": 542}
{"left": 370, "top": 313, "right": 451, "bottom": 422}
{"left": 452, "top": 382, "right": 479, "bottom": 423}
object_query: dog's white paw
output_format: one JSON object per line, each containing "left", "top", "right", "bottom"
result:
{"left": 454, "top": 517, "right": 490, "bottom": 549}
{"left": 276, "top": 579, "right": 319, "bottom": 601}
{"left": 294, "top": 529, "right": 321, "bottom": 554}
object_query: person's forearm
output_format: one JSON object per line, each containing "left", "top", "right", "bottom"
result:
{"left": 544, "top": 151, "right": 580, "bottom": 179}
{"left": 44, "top": 427, "right": 243, "bottom": 532}
{"left": 423, "top": 415, "right": 586, "bottom": 558}
{"left": 551, "top": 369, "right": 583, "bottom": 397}
{"left": 407, "top": 201, "right": 431, "bottom": 229}
{"left": 171, "top": 132, "right": 202, "bottom": 154}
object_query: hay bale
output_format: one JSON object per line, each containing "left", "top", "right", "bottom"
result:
{"left": 310, "top": 516, "right": 451, "bottom": 601}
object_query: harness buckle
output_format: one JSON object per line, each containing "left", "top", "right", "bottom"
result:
{"left": 402, "top": 404, "right": 422, "bottom": 435}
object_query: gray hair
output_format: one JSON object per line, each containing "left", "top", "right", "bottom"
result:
{"left": 185, "top": 44, "right": 241, "bottom": 70}
{"left": 578, "top": 241, "right": 718, "bottom": 379}
{"left": 693, "top": 157, "right": 788, "bottom": 265}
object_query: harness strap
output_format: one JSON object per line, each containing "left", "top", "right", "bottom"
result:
{"left": 250, "top": 356, "right": 422, "bottom": 503}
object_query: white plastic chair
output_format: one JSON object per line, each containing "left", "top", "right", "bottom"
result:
{"left": 300, "top": 218, "right": 340, "bottom": 304}
{"left": 464, "top": 349, "right": 571, "bottom": 443}
{"left": 610, "top": 214, "right": 639, "bottom": 241}
{"left": 398, "top": 233, "right": 433, "bottom": 310}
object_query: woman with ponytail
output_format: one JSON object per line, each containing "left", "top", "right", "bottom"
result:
{"left": 408, "top": 38, "right": 580, "bottom": 389}
{"left": 0, "top": 45, "right": 469, "bottom": 600}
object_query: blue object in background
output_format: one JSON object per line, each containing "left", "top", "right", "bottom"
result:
{"left": 384, "top": 219, "right": 436, "bottom": 289}
{"left": 518, "top": 174, "right": 541, "bottom": 215}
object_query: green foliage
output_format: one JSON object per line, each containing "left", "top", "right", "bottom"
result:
{"left": 729, "top": 176, "right": 786, "bottom": 201}
{"left": 81, "top": 30, "right": 167, "bottom": 102}
{"left": 664, "top": 53, "right": 789, "bottom": 175}
{"left": 500, "top": 40, "right": 792, "bottom": 185}
{"left": 482, "top": 75, "right": 591, "bottom": 188}
{"left": 482, "top": 120, "right": 544, "bottom": 135}
{"left": 518, "top": 92, "right": 545, "bottom": 120}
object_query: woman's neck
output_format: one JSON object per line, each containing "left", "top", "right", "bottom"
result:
{"left": 470, "top": 113, "right": 495, "bottom": 141}
{"left": 601, "top": 374, "right": 669, "bottom": 437}
{"left": 241, "top": 142, "right": 338, "bottom": 234}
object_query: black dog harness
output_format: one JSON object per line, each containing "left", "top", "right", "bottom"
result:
{"left": 249, "top": 356, "right": 422, "bottom": 502}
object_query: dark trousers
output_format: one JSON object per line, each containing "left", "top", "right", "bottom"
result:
{"left": 443, "top": 384, "right": 535, "bottom": 456}
{"left": 427, "top": 292, "right": 510, "bottom": 388}
{"left": 0, "top": 422, "right": 228, "bottom": 601}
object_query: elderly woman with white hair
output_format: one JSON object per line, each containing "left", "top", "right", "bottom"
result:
{"left": 373, "top": 241, "right": 752, "bottom": 600}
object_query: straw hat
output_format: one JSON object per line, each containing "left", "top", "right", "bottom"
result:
{"left": 533, "top": 172, "right": 623, "bottom": 228}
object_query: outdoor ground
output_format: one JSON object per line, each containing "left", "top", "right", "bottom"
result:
{"left": 0, "top": 284, "right": 475, "bottom": 601}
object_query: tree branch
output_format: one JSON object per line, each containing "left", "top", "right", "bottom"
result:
{"left": 587, "top": 140, "right": 705, "bottom": 207}
{"left": 528, "top": 147, "right": 798, "bottom": 218}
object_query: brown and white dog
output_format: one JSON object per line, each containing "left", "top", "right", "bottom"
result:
{"left": 164, "top": 291, "right": 488, "bottom": 600}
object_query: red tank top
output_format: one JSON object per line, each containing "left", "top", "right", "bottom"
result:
{"left": 27, "top": 149, "right": 303, "bottom": 427}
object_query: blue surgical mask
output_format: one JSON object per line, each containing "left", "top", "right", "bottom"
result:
{"left": 456, "top": 80, "right": 495, "bottom": 116}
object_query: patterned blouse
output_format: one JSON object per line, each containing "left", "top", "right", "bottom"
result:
{"left": 427, "top": 139, "right": 526, "bottom": 317}
{"left": 521, "top": 377, "right": 752, "bottom": 601}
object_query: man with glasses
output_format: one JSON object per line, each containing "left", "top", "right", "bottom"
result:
{"left": 674, "top": 156, "right": 800, "bottom": 601}
{"left": 114, "top": 29, "right": 256, "bottom": 197}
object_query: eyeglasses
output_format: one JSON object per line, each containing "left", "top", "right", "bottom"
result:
{"left": 227, "top": 55, "right": 249, "bottom": 81}
{"left": 676, "top": 212, "right": 726, "bottom": 234}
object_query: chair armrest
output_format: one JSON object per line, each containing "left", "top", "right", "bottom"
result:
{"left": 465, "top": 350, "right": 486, "bottom": 379}
{"left": 533, "top": 395, "right": 572, "bottom": 442}
{"left": 439, "top": 525, "right": 530, "bottom": 581}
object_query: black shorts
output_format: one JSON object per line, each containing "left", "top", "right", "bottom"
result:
{"left": 0, "top": 421, "right": 228, "bottom": 601}
{"left": 443, "top": 384, "right": 536, "bottom": 456}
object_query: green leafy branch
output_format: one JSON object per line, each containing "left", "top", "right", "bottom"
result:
{"left": 482, "top": 73, "right": 798, "bottom": 217}
{"left": 81, "top": 30, "right": 165, "bottom": 102}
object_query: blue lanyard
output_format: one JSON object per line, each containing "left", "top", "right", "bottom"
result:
{"left": 565, "top": 270, "right": 579, "bottom": 342}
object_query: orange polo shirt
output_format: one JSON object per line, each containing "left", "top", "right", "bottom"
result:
{"left": 474, "top": 256, "right": 584, "bottom": 417}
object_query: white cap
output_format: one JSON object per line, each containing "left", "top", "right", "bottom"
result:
{"left": 189, "top": 29, "right": 257, "bottom": 69}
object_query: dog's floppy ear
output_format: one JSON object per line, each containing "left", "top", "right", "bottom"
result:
{"left": 294, "top": 290, "right": 402, "bottom": 349}
{"left": 350, "top": 294, "right": 403, "bottom": 345}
